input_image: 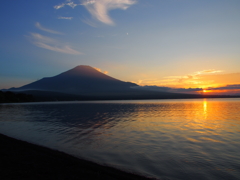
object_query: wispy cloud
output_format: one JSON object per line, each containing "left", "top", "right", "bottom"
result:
{"left": 134, "top": 69, "right": 240, "bottom": 95}
{"left": 132, "top": 85, "right": 203, "bottom": 94}
{"left": 93, "top": 67, "right": 108, "bottom": 74}
{"left": 81, "top": 18, "right": 98, "bottom": 27}
{"left": 196, "top": 69, "right": 222, "bottom": 74}
{"left": 136, "top": 69, "right": 225, "bottom": 89}
{"left": 29, "top": 33, "right": 82, "bottom": 55}
{"left": 54, "top": 0, "right": 137, "bottom": 25}
{"left": 199, "top": 73, "right": 240, "bottom": 86}
{"left": 54, "top": 0, "right": 78, "bottom": 9}
{"left": 58, "top": 16, "right": 73, "bottom": 20}
{"left": 207, "top": 84, "right": 240, "bottom": 90}
{"left": 82, "top": 0, "right": 137, "bottom": 25}
{"left": 35, "top": 22, "right": 63, "bottom": 35}
{"left": 54, "top": 3, "right": 65, "bottom": 9}
{"left": 162, "top": 69, "right": 223, "bottom": 88}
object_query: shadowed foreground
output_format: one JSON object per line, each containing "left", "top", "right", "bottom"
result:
{"left": 0, "top": 134, "right": 154, "bottom": 180}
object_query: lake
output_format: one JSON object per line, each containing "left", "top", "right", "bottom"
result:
{"left": 0, "top": 98, "right": 240, "bottom": 180}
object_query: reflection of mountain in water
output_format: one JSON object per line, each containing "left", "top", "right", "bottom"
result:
{"left": 1, "top": 100, "right": 240, "bottom": 180}
{"left": 0, "top": 102, "right": 139, "bottom": 145}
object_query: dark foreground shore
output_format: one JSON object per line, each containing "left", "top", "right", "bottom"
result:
{"left": 0, "top": 134, "right": 154, "bottom": 180}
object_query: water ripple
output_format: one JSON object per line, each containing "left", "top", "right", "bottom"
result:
{"left": 0, "top": 99, "right": 240, "bottom": 180}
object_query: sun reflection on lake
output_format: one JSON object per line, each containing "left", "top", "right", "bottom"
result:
{"left": 122, "top": 99, "right": 240, "bottom": 139}
{"left": 0, "top": 99, "right": 240, "bottom": 180}
{"left": 203, "top": 99, "right": 208, "bottom": 119}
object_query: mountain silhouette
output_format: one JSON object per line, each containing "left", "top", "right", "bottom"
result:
{"left": 15, "top": 65, "right": 138, "bottom": 95}
{"left": 4, "top": 65, "right": 220, "bottom": 101}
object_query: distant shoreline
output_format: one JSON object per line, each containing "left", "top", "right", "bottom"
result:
{"left": 1, "top": 90, "right": 240, "bottom": 103}
{"left": 0, "top": 133, "right": 154, "bottom": 180}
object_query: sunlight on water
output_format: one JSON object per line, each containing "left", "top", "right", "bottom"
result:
{"left": 0, "top": 98, "right": 240, "bottom": 180}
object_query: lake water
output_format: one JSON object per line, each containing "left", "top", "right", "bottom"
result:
{"left": 0, "top": 98, "right": 240, "bottom": 180}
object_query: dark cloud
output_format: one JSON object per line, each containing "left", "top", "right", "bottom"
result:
{"left": 133, "top": 84, "right": 240, "bottom": 95}
{"left": 207, "top": 84, "right": 240, "bottom": 90}
{"left": 132, "top": 86, "right": 202, "bottom": 94}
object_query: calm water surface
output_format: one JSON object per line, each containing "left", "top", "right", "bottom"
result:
{"left": 0, "top": 98, "right": 240, "bottom": 180}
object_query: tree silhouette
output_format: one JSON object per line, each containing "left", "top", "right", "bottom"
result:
{"left": 0, "top": 91, "right": 34, "bottom": 103}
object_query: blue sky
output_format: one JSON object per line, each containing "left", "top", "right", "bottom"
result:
{"left": 1, "top": 0, "right": 240, "bottom": 94}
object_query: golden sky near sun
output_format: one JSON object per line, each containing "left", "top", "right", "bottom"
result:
{"left": 137, "top": 70, "right": 240, "bottom": 89}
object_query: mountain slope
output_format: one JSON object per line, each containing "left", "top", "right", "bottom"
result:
{"left": 15, "top": 65, "right": 138, "bottom": 95}
{"left": 5, "top": 65, "right": 221, "bottom": 101}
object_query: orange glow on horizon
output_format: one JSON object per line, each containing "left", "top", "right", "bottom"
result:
{"left": 201, "top": 89, "right": 240, "bottom": 95}
{"left": 202, "top": 89, "right": 213, "bottom": 93}
{"left": 194, "top": 87, "right": 240, "bottom": 95}
{"left": 135, "top": 70, "right": 240, "bottom": 95}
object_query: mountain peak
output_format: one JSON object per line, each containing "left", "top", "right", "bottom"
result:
{"left": 74, "top": 65, "right": 94, "bottom": 70}
{"left": 11, "top": 65, "right": 138, "bottom": 95}
{"left": 59, "top": 65, "right": 115, "bottom": 81}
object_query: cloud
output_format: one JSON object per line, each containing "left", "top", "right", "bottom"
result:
{"left": 132, "top": 69, "right": 240, "bottom": 95}
{"left": 58, "top": 16, "right": 73, "bottom": 20}
{"left": 132, "top": 86, "right": 203, "bottom": 94}
{"left": 54, "top": 0, "right": 137, "bottom": 25}
{"left": 29, "top": 33, "right": 82, "bottom": 55}
{"left": 93, "top": 67, "right": 108, "bottom": 74}
{"left": 159, "top": 69, "right": 223, "bottom": 88}
{"left": 196, "top": 69, "right": 223, "bottom": 74}
{"left": 207, "top": 84, "right": 240, "bottom": 90}
{"left": 132, "top": 84, "right": 240, "bottom": 95}
{"left": 178, "top": 69, "right": 223, "bottom": 81}
{"left": 35, "top": 22, "right": 63, "bottom": 35}
{"left": 135, "top": 69, "right": 240, "bottom": 92}
{"left": 54, "top": 0, "right": 78, "bottom": 9}
{"left": 199, "top": 73, "right": 240, "bottom": 85}
{"left": 82, "top": 0, "right": 137, "bottom": 25}
{"left": 81, "top": 18, "right": 98, "bottom": 27}
{"left": 204, "top": 84, "right": 240, "bottom": 95}
{"left": 54, "top": 3, "right": 65, "bottom": 9}
{"left": 133, "top": 70, "right": 240, "bottom": 95}
{"left": 132, "top": 86, "right": 172, "bottom": 92}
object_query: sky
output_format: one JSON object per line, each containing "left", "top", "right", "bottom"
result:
{"left": 1, "top": 0, "right": 240, "bottom": 95}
